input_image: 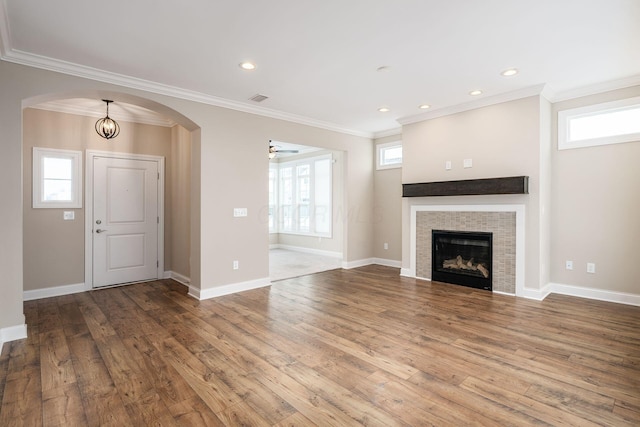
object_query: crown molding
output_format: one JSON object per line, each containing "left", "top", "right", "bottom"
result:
{"left": 397, "top": 84, "right": 548, "bottom": 126}
{"left": 372, "top": 127, "right": 402, "bottom": 139}
{"left": 548, "top": 74, "right": 640, "bottom": 103}
{"left": 0, "top": 47, "right": 374, "bottom": 139}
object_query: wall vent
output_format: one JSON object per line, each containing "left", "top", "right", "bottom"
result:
{"left": 249, "top": 94, "right": 269, "bottom": 103}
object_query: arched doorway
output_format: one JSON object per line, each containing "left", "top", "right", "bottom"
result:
{"left": 21, "top": 92, "right": 200, "bottom": 299}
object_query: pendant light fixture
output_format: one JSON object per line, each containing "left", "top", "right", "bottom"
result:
{"left": 95, "top": 99, "right": 120, "bottom": 139}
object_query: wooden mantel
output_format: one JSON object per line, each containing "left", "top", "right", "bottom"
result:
{"left": 402, "top": 176, "right": 529, "bottom": 197}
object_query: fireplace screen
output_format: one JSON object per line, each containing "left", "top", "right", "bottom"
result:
{"left": 432, "top": 230, "right": 492, "bottom": 291}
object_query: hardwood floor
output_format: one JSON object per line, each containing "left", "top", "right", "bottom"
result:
{"left": 1, "top": 265, "right": 640, "bottom": 426}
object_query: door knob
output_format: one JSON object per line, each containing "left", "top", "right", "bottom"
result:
{"left": 96, "top": 229, "right": 107, "bottom": 233}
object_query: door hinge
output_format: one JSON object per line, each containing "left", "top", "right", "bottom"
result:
{"left": 157, "top": 260, "right": 159, "bottom": 268}
{"left": 158, "top": 172, "right": 160, "bottom": 180}
{"left": 157, "top": 216, "right": 159, "bottom": 224}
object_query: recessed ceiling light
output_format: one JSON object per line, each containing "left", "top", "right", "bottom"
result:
{"left": 469, "top": 90, "right": 483, "bottom": 96}
{"left": 378, "top": 107, "right": 390, "bottom": 112}
{"left": 419, "top": 104, "right": 431, "bottom": 110}
{"left": 239, "top": 62, "right": 256, "bottom": 70}
{"left": 501, "top": 68, "right": 518, "bottom": 77}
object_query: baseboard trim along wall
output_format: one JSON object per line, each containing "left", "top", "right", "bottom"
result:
{"left": 23, "top": 282, "right": 86, "bottom": 301}
{"left": 549, "top": 282, "right": 640, "bottom": 307}
{"left": 271, "top": 244, "right": 342, "bottom": 259}
{"left": 165, "top": 271, "right": 191, "bottom": 287}
{"left": 342, "top": 258, "right": 374, "bottom": 269}
{"left": 189, "top": 277, "right": 271, "bottom": 301}
{"left": 372, "top": 258, "right": 402, "bottom": 268}
{"left": 0, "top": 323, "right": 28, "bottom": 354}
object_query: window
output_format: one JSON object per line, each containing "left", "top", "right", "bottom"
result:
{"left": 377, "top": 141, "right": 402, "bottom": 169}
{"left": 33, "top": 147, "right": 82, "bottom": 208}
{"left": 270, "top": 154, "right": 332, "bottom": 237}
{"left": 558, "top": 96, "right": 640, "bottom": 150}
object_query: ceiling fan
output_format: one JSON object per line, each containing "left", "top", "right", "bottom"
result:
{"left": 268, "top": 141, "right": 299, "bottom": 159}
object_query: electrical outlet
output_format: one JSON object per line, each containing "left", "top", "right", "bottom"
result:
{"left": 233, "top": 208, "right": 248, "bottom": 217}
{"left": 587, "top": 263, "right": 596, "bottom": 274}
{"left": 384, "top": 243, "right": 389, "bottom": 250}
{"left": 565, "top": 260, "right": 573, "bottom": 270}
{"left": 463, "top": 158, "right": 473, "bottom": 168}
{"left": 445, "top": 160, "right": 452, "bottom": 170}
{"left": 233, "top": 260, "right": 239, "bottom": 270}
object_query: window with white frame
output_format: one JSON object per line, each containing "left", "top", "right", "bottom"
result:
{"left": 558, "top": 96, "right": 640, "bottom": 150}
{"left": 33, "top": 147, "right": 82, "bottom": 208}
{"left": 269, "top": 154, "right": 332, "bottom": 237}
{"left": 377, "top": 141, "right": 402, "bottom": 169}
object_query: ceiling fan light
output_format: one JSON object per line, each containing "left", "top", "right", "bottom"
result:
{"left": 95, "top": 100, "right": 120, "bottom": 140}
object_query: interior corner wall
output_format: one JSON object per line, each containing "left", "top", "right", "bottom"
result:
{"left": 401, "top": 96, "right": 545, "bottom": 292}
{"left": 373, "top": 135, "right": 402, "bottom": 262}
{"left": 550, "top": 85, "right": 640, "bottom": 295}
{"left": 0, "top": 62, "right": 26, "bottom": 333}
{"left": 170, "top": 125, "right": 191, "bottom": 279}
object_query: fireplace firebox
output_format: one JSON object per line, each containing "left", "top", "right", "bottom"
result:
{"left": 432, "top": 230, "right": 492, "bottom": 291}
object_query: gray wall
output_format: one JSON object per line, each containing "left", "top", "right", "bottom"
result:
{"left": 0, "top": 60, "right": 375, "bottom": 335}
{"left": 22, "top": 108, "right": 177, "bottom": 291}
{"left": 401, "top": 96, "right": 549, "bottom": 292}
{"left": 551, "top": 86, "right": 640, "bottom": 294}
{"left": 373, "top": 135, "right": 402, "bottom": 262}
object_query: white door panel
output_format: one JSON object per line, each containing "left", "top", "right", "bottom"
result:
{"left": 93, "top": 156, "right": 158, "bottom": 288}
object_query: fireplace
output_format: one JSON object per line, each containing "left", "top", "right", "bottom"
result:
{"left": 432, "top": 230, "right": 493, "bottom": 291}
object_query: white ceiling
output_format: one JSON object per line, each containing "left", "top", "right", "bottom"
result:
{"left": 2, "top": 0, "right": 640, "bottom": 137}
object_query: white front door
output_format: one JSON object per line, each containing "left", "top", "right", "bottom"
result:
{"left": 92, "top": 156, "right": 159, "bottom": 288}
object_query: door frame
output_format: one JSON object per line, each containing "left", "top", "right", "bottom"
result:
{"left": 84, "top": 150, "right": 165, "bottom": 290}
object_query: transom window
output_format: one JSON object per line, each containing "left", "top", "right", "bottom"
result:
{"left": 558, "top": 96, "right": 640, "bottom": 150}
{"left": 377, "top": 141, "right": 402, "bottom": 169}
{"left": 269, "top": 154, "right": 332, "bottom": 237}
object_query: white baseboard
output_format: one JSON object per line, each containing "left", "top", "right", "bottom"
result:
{"left": 164, "top": 271, "right": 191, "bottom": 287}
{"left": 400, "top": 268, "right": 413, "bottom": 277}
{"left": 23, "top": 282, "right": 86, "bottom": 301}
{"left": 550, "top": 282, "right": 640, "bottom": 306}
{"left": 342, "top": 258, "right": 375, "bottom": 269}
{"left": 372, "top": 258, "right": 402, "bottom": 268}
{"left": 189, "top": 277, "right": 271, "bottom": 301}
{"left": 519, "top": 283, "right": 552, "bottom": 301}
{"left": 271, "top": 244, "right": 342, "bottom": 259}
{"left": 1, "top": 323, "right": 28, "bottom": 354}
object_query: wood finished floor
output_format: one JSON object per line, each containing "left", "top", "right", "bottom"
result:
{"left": 1, "top": 265, "right": 640, "bottom": 426}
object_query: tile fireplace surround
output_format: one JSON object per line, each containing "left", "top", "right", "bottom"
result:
{"left": 409, "top": 205, "right": 525, "bottom": 295}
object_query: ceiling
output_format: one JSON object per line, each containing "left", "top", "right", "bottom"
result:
{"left": 2, "top": 0, "right": 640, "bottom": 137}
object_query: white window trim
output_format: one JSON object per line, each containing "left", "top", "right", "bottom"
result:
{"left": 268, "top": 166, "right": 278, "bottom": 234}
{"left": 274, "top": 153, "right": 333, "bottom": 238}
{"left": 558, "top": 96, "right": 640, "bottom": 150}
{"left": 376, "top": 140, "right": 402, "bottom": 170}
{"left": 33, "top": 147, "right": 82, "bottom": 208}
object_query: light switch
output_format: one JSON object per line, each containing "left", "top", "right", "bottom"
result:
{"left": 445, "top": 161, "right": 452, "bottom": 170}
{"left": 63, "top": 211, "right": 75, "bottom": 220}
{"left": 463, "top": 158, "right": 473, "bottom": 168}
